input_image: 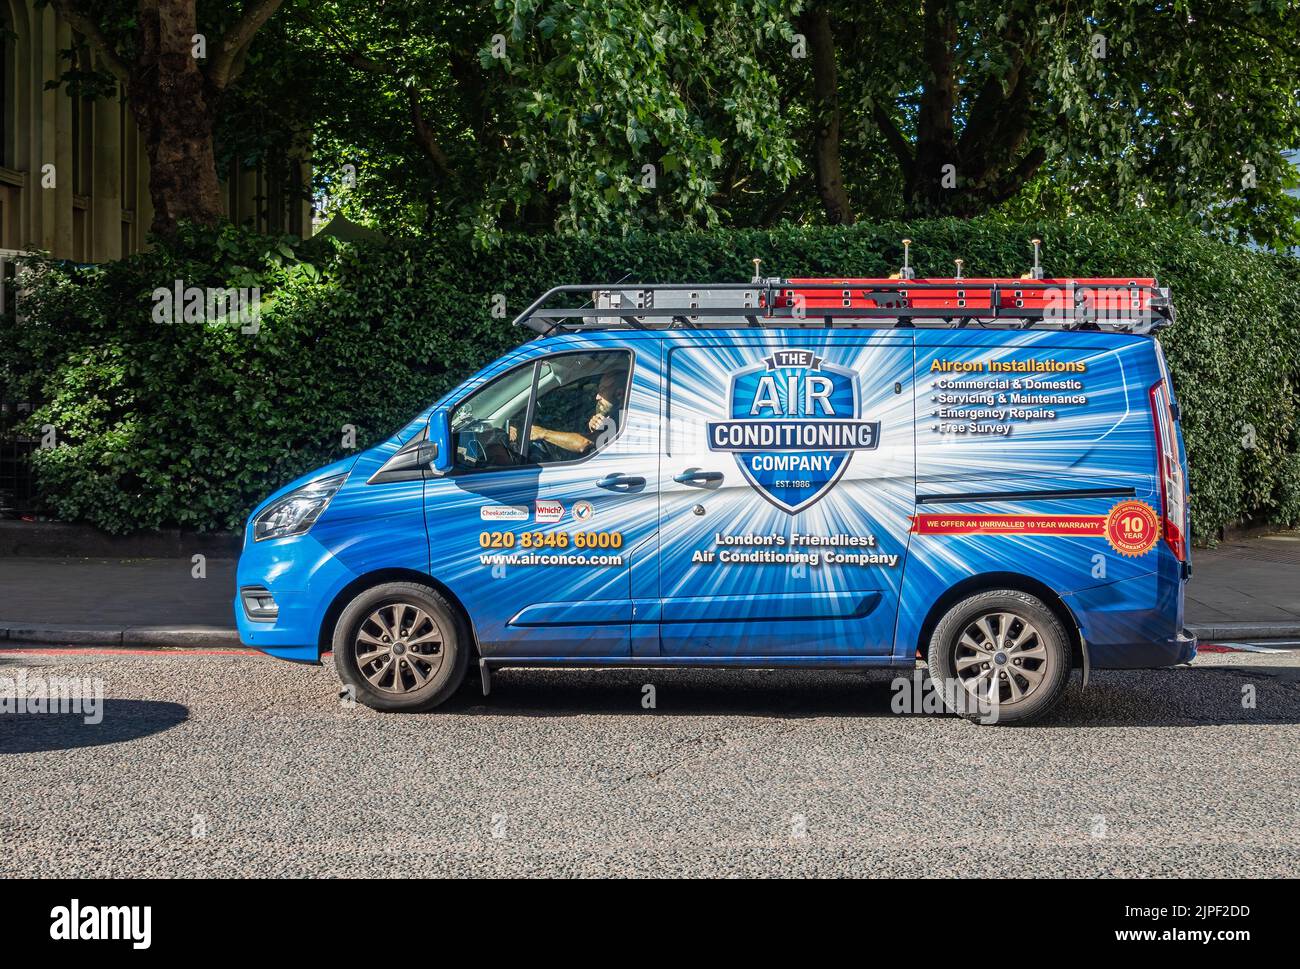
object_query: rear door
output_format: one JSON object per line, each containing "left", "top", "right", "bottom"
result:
{"left": 658, "top": 336, "right": 915, "bottom": 657}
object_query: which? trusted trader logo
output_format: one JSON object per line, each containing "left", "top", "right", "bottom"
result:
{"left": 534, "top": 499, "right": 564, "bottom": 523}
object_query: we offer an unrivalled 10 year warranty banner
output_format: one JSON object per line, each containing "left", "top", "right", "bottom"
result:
{"left": 911, "top": 499, "right": 1162, "bottom": 558}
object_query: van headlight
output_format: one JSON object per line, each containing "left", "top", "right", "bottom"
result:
{"left": 253, "top": 473, "right": 348, "bottom": 542}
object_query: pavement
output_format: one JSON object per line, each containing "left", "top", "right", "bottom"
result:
{"left": 0, "top": 556, "right": 239, "bottom": 647}
{"left": 0, "top": 530, "right": 1298, "bottom": 647}
{"left": 1183, "top": 531, "right": 1300, "bottom": 639}
{"left": 1, "top": 648, "right": 1297, "bottom": 877}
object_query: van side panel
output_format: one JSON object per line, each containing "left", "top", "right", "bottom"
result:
{"left": 658, "top": 334, "right": 916, "bottom": 657}
{"left": 893, "top": 330, "right": 1186, "bottom": 666}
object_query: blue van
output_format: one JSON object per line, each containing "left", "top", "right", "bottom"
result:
{"left": 235, "top": 267, "right": 1194, "bottom": 723}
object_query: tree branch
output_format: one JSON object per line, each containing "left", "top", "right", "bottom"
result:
{"left": 407, "top": 84, "right": 455, "bottom": 180}
{"left": 956, "top": 13, "right": 1032, "bottom": 168}
{"left": 292, "top": 10, "right": 461, "bottom": 185}
{"left": 49, "top": 0, "right": 131, "bottom": 81}
{"left": 209, "top": 0, "right": 286, "bottom": 90}
{"left": 985, "top": 144, "right": 1047, "bottom": 203}
{"left": 870, "top": 99, "right": 913, "bottom": 169}
{"left": 759, "top": 181, "right": 799, "bottom": 228}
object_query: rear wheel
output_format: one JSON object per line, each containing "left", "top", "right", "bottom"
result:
{"left": 332, "top": 582, "right": 468, "bottom": 712}
{"left": 927, "top": 589, "right": 1071, "bottom": 724}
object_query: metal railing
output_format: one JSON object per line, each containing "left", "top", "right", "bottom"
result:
{"left": 0, "top": 400, "right": 40, "bottom": 519}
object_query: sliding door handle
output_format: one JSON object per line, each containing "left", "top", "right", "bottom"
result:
{"left": 674, "top": 469, "right": 724, "bottom": 485}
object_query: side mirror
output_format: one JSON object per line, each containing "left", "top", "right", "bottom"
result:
{"left": 427, "top": 410, "right": 453, "bottom": 474}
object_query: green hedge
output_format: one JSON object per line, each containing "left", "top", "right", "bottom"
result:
{"left": 3, "top": 216, "right": 1298, "bottom": 540}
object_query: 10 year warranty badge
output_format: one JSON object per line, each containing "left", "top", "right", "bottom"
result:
{"left": 1105, "top": 500, "right": 1161, "bottom": 556}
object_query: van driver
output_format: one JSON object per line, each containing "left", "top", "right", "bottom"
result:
{"left": 512, "top": 367, "right": 628, "bottom": 457}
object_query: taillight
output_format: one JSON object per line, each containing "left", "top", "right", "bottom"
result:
{"left": 1148, "top": 379, "right": 1187, "bottom": 561}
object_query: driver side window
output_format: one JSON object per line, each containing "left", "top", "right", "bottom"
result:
{"left": 450, "top": 362, "right": 535, "bottom": 472}
{"left": 450, "top": 350, "right": 632, "bottom": 472}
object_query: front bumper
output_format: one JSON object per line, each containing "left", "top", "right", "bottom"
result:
{"left": 234, "top": 532, "right": 358, "bottom": 663}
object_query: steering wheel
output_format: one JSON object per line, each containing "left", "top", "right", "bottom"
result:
{"left": 461, "top": 420, "right": 517, "bottom": 467}
{"left": 528, "top": 437, "right": 565, "bottom": 464}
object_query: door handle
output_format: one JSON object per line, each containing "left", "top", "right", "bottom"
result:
{"left": 596, "top": 472, "right": 646, "bottom": 491}
{"left": 673, "top": 468, "right": 725, "bottom": 486}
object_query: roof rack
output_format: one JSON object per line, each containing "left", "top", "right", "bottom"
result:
{"left": 514, "top": 277, "right": 1175, "bottom": 336}
{"left": 511, "top": 241, "right": 1175, "bottom": 336}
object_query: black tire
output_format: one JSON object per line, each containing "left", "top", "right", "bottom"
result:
{"left": 926, "top": 589, "right": 1072, "bottom": 725}
{"left": 332, "top": 582, "right": 469, "bottom": 712}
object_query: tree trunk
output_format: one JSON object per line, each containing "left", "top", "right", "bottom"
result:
{"left": 129, "top": 0, "right": 225, "bottom": 236}
{"left": 800, "top": 6, "right": 854, "bottom": 224}
{"left": 910, "top": 0, "right": 959, "bottom": 214}
{"left": 901, "top": 1, "right": 1048, "bottom": 217}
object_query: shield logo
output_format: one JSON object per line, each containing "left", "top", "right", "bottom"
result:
{"left": 707, "top": 349, "right": 881, "bottom": 513}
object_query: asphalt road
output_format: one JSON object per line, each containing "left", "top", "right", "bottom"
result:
{"left": 1, "top": 648, "right": 1298, "bottom": 877}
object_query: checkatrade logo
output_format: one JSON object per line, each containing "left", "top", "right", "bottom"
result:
{"left": 707, "top": 349, "right": 880, "bottom": 513}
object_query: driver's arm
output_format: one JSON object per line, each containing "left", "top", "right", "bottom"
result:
{"left": 531, "top": 424, "right": 593, "bottom": 455}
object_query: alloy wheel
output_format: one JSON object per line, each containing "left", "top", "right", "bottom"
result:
{"left": 953, "top": 611, "right": 1050, "bottom": 706}
{"left": 353, "top": 602, "right": 446, "bottom": 694}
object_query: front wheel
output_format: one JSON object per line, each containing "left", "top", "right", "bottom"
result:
{"left": 926, "top": 589, "right": 1072, "bottom": 724}
{"left": 332, "top": 582, "right": 469, "bottom": 712}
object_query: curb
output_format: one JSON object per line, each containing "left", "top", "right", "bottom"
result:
{"left": 1186, "top": 621, "right": 1300, "bottom": 641}
{"left": 0, "top": 622, "right": 240, "bottom": 648}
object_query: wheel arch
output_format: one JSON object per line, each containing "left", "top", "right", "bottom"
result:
{"left": 317, "top": 568, "right": 480, "bottom": 660}
{"left": 914, "top": 571, "right": 1085, "bottom": 671}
